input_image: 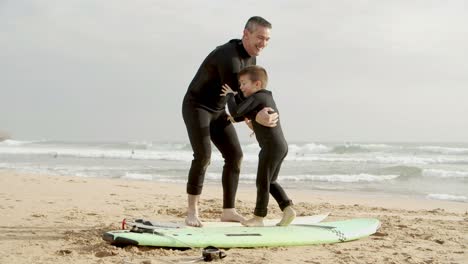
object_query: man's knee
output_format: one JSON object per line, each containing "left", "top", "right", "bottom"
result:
{"left": 193, "top": 153, "right": 211, "bottom": 169}
{"left": 225, "top": 150, "right": 243, "bottom": 168}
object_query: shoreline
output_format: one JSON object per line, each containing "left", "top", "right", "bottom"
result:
{"left": 1, "top": 170, "right": 467, "bottom": 263}
{"left": 3, "top": 167, "right": 467, "bottom": 212}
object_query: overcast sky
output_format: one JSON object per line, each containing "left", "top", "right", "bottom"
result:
{"left": 1, "top": 0, "right": 467, "bottom": 143}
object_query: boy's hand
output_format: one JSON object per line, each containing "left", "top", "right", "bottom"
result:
{"left": 226, "top": 115, "right": 236, "bottom": 123}
{"left": 244, "top": 118, "right": 253, "bottom": 131}
{"left": 245, "top": 118, "right": 255, "bottom": 137}
{"left": 220, "top": 84, "right": 237, "bottom": 97}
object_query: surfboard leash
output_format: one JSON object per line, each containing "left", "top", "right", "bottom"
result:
{"left": 121, "top": 218, "right": 227, "bottom": 261}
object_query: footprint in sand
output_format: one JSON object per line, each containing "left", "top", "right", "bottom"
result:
{"left": 31, "top": 213, "right": 47, "bottom": 218}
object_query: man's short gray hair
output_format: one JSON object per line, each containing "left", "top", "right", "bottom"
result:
{"left": 244, "top": 16, "right": 272, "bottom": 32}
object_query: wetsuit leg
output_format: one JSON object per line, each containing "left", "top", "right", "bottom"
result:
{"left": 269, "top": 146, "right": 293, "bottom": 211}
{"left": 254, "top": 144, "right": 292, "bottom": 217}
{"left": 254, "top": 148, "right": 272, "bottom": 217}
{"left": 182, "top": 102, "right": 213, "bottom": 195}
{"left": 210, "top": 111, "right": 243, "bottom": 209}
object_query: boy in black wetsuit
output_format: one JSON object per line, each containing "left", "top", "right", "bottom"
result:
{"left": 221, "top": 65, "right": 296, "bottom": 227}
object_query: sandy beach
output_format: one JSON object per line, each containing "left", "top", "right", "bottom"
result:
{"left": 1, "top": 170, "right": 467, "bottom": 264}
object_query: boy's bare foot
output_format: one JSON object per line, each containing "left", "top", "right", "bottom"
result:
{"left": 185, "top": 194, "right": 203, "bottom": 227}
{"left": 241, "top": 216, "right": 264, "bottom": 227}
{"left": 220, "top": 208, "right": 245, "bottom": 222}
{"left": 277, "top": 206, "right": 296, "bottom": 226}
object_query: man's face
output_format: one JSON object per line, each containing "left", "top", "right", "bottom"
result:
{"left": 243, "top": 25, "right": 271, "bottom": 57}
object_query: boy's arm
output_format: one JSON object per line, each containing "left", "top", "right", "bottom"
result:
{"left": 221, "top": 84, "right": 259, "bottom": 122}
{"left": 226, "top": 94, "right": 259, "bottom": 120}
{"left": 220, "top": 84, "right": 243, "bottom": 122}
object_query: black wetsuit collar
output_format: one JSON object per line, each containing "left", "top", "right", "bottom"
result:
{"left": 254, "top": 89, "right": 271, "bottom": 96}
{"left": 229, "top": 39, "right": 251, "bottom": 59}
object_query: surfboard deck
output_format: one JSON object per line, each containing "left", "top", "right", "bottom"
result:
{"left": 103, "top": 218, "right": 380, "bottom": 248}
{"left": 124, "top": 213, "right": 330, "bottom": 229}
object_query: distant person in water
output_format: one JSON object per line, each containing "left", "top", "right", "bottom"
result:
{"left": 221, "top": 65, "right": 296, "bottom": 227}
{"left": 182, "top": 16, "right": 279, "bottom": 227}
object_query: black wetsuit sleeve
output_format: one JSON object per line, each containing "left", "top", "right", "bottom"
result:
{"left": 216, "top": 46, "right": 250, "bottom": 104}
{"left": 227, "top": 94, "right": 260, "bottom": 121}
{"left": 217, "top": 56, "right": 237, "bottom": 93}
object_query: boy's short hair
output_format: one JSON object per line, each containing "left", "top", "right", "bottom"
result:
{"left": 238, "top": 65, "right": 268, "bottom": 89}
{"left": 244, "top": 16, "right": 272, "bottom": 33}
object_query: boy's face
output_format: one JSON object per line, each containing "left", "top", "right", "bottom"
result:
{"left": 239, "top": 75, "right": 261, "bottom": 97}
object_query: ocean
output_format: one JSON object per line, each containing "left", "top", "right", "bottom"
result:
{"left": 1, "top": 140, "right": 467, "bottom": 203}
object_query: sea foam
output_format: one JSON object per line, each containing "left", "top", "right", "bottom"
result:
{"left": 427, "top": 193, "right": 468, "bottom": 202}
{"left": 422, "top": 169, "right": 468, "bottom": 178}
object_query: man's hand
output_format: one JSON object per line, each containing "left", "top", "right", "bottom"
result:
{"left": 255, "top": 107, "right": 278, "bottom": 127}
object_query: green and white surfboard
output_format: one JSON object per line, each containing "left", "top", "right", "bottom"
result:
{"left": 103, "top": 217, "right": 380, "bottom": 248}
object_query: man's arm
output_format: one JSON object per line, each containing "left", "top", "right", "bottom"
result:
{"left": 255, "top": 107, "right": 279, "bottom": 127}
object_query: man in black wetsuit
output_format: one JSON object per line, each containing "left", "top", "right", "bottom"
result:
{"left": 182, "top": 16, "right": 278, "bottom": 227}
{"left": 221, "top": 65, "right": 296, "bottom": 227}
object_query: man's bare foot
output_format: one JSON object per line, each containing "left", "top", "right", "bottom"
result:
{"left": 185, "top": 211, "right": 203, "bottom": 227}
{"left": 241, "top": 216, "right": 264, "bottom": 227}
{"left": 277, "top": 206, "right": 296, "bottom": 226}
{"left": 220, "top": 208, "right": 245, "bottom": 222}
{"left": 185, "top": 194, "right": 203, "bottom": 227}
